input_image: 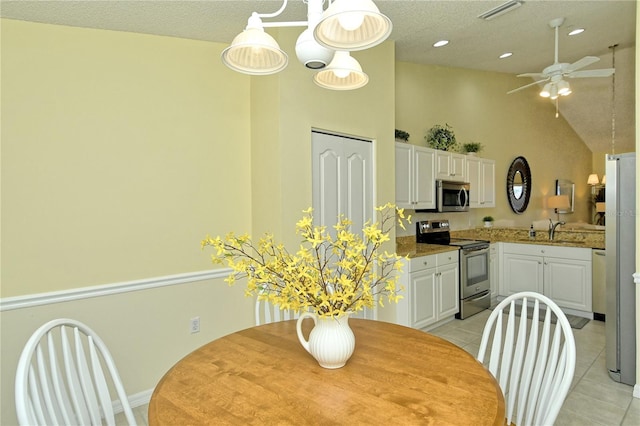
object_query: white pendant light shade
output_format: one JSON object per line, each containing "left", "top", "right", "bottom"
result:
{"left": 221, "top": 14, "right": 288, "bottom": 75}
{"left": 556, "top": 79, "right": 572, "bottom": 96}
{"left": 313, "top": 51, "right": 369, "bottom": 90}
{"left": 540, "top": 83, "right": 552, "bottom": 98}
{"left": 295, "top": 28, "right": 335, "bottom": 69}
{"left": 313, "top": 0, "right": 392, "bottom": 51}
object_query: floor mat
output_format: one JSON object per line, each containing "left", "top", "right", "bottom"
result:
{"left": 490, "top": 304, "right": 590, "bottom": 330}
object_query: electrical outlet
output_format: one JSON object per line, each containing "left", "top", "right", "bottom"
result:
{"left": 190, "top": 316, "right": 200, "bottom": 334}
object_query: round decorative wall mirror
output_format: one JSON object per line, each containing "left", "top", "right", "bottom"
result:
{"left": 506, "top": 156, "right": 532, "bottom": 214}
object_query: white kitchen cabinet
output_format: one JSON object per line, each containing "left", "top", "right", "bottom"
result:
{"left": 435, "top": 150, "right": 467, "bottom": 182}
{"left": 395, "top": 142, "right": 436, "bottom": 210}
{"left": 501, "top": 243, "right": 592, "bottom": 313}
{"left": 436, "top": 253, "right": 460, "bottom": 320}
{"left": 503, "top": 252, "right": 544, "bottom": 294}
{"left": 409, "top": 251, "right": 459, "bottom": 329}
{"left": 466, "top": 156, "right": 495, "bottom": 208}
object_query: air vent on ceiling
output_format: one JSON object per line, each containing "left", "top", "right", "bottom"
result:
{"left": 478, "top": 1, "right": 523, "bottom": 20}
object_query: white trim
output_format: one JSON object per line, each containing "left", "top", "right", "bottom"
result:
{"left": 113, "top": 388, "right": 154, "bottom": 412}
{"left": 0, "top": 269, "right": 231, "bottom": 312}
{"left": 634, "top": 384, "right": 640, "bottom": 399}
{"left": 635, "top": 272, "right": 640, "bottom": 399}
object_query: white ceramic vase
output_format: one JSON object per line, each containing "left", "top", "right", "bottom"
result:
{"left": 296, "top": 312, "right": 355, "bottom": 369}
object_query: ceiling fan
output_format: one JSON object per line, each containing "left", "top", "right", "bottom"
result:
{"left": 508, "top": 17, "right": 615, "bottom": 99}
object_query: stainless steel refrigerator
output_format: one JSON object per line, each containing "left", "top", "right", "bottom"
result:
{"left": 605, "top": 152, "right": 636, "bottom": 385}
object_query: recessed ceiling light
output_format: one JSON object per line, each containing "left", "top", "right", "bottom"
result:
{"left": 568, "top": 28, "right": 585, "bottom": 36}
{"left": 499, "top": 52, "right": 513, "bottom": 59}
{"left": 433, "top": 40, "right": 449, "bottom": 48}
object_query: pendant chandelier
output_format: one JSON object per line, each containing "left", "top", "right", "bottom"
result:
{"left": 221, "top": 0, "right": 392, "bottom": 90}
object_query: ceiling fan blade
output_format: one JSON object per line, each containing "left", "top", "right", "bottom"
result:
{"left": 567, "top": 68, "right": 615, "bottom": 78}
{"left": 517, "top": 72, "right": 546, "bottom": 78}
{"left": 507, "top": 78, "right": 549, "bottom": 94}
{"left": 565, "top": 56, "right": 600, "bottom": 72}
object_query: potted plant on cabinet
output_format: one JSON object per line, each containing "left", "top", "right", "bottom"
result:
{"left": 425, "top": 124, "right": 457, "bottom": 151}
{"left": 395, "top": 129, "right": 410, "bottom": 142}
{"left": 463, "top": 142, "right": 484, "bottom": 156}
{"left": 483, "top": 216, "right": 494, "bottom": 228}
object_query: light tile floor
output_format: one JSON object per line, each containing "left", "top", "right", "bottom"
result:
{"left": 427, "top": 310, "right": 640, "bottom": 426}
{"left": 126, "top": 311, "right": 640, "bottom": 425}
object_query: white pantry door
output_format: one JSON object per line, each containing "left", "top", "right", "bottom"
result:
{"left": 311, "top": 130, "right": 373, "bottom": 235}
{"left": 311, "top": 130, "right": 374, "bottom": 319}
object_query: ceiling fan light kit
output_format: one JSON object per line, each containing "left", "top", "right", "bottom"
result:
{"left": 508, "top": 16, "right": 615, "bottom": 116}
{"left": 222, "top": 0, "right": 391, "bottom": 90}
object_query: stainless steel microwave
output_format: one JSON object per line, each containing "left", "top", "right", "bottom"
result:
{"left": 437, "top": 180, "right": 470, "bottom": 212}
{"left": 415, "top": 180, "right": 468, "bottom": 213}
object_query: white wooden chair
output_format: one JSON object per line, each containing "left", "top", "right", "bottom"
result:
{"left": 477, "top": 292, "right": 576, "bottom": 426}
{"left": 15, "top": 318, "right": 136, "bottom": 426}
{"left": 255, "top": 298, "right": 300, "bottom": 326}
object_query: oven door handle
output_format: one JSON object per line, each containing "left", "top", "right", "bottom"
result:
{"left": 467, "top": 290, "right": 491, "bottom": 302}
{"left": 462, "top": 246, "right": 489, "bottom": 255}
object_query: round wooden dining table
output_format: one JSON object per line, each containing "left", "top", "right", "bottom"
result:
{"left": 149, "top": 318, "right": 505, "bottom": 425}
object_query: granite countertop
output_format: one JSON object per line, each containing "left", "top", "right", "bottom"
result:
{"left": 396, "top": 239, "right": 459, "bottom": 259}
{"left": 397, "top": 227, "right": 605, "bottom": 256}
{"left": 451, "top": 227, "right": 605, "bottom": 249}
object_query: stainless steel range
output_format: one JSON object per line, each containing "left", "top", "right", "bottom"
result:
{"left": 416, "top": 220, "right": 491, "bottom": 319}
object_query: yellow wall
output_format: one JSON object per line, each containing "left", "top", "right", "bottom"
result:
{"left": 395, "top": 62, "right": 593, "bottom": 228}
{"left": 1, "top": 20, "right": 253, "bottom": 296}
{"left": 0, "top": 20, "right": 258, "bottom": 424}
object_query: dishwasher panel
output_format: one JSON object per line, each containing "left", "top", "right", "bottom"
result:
{"left": 592, "top": 249, "right": 606, "bottom": 320}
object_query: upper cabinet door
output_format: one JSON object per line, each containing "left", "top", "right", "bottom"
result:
{"left": 435, "top": 151, "right": 466, "bottom": 182}
{"left": 481, "top": 159, "right": 496, "bottom": 207}
{"left": 450, "top": 153, "right": 467, "bottom": 182}
{"left": 467, "top": 156, "right": 481, "bottom": 207}
{"left": 467, "top": 157, "right": 495, "bottom": 208}
{"left": 395, "top": 143, "right": 435, "bottom": 210}
{"left": 435, "top": 151, "right": 451, "bottom": 181}
{"left": 413, "top": 146, "right": 436, "bottom": 209}
{"left": 395, "top": 143, "right": 414, "bottom": 209}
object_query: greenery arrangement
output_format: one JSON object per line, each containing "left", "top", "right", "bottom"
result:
{"left": 425, "top": 124, "right": 457, "bottom": 151}
{"left": 482, "top": 216, "right": 494, "bottom": 222}
{"left": 396, "top": 129, "right": 409, "bottom": 142}
{"left": 202, "top": 204, "right": 411, "bottom": 318}
{"left": 463, "top": 142, "right": 484, "bottom": 154}
{"left": 395, "top": 129, "right": 410, "bottom": 142}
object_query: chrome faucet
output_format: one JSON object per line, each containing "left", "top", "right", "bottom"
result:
{"left": 548, "top": 218, "right": 565, "bottom": 240}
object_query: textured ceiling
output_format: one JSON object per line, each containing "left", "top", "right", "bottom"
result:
{"left": 1, "top": 0, "right": 636, "bottom": 153}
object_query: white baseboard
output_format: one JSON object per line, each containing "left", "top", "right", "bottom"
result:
{"left": 0, "top": 268, "right": 230, "bottom": 311}
{"left": 113, "top": 388, "right": 154, "bottom": 412}
{"left": 129, "top": 389, "right": 154, "bottom": 408}
{"left": 634, "top": 384, "right": 640, "bottom": 399}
